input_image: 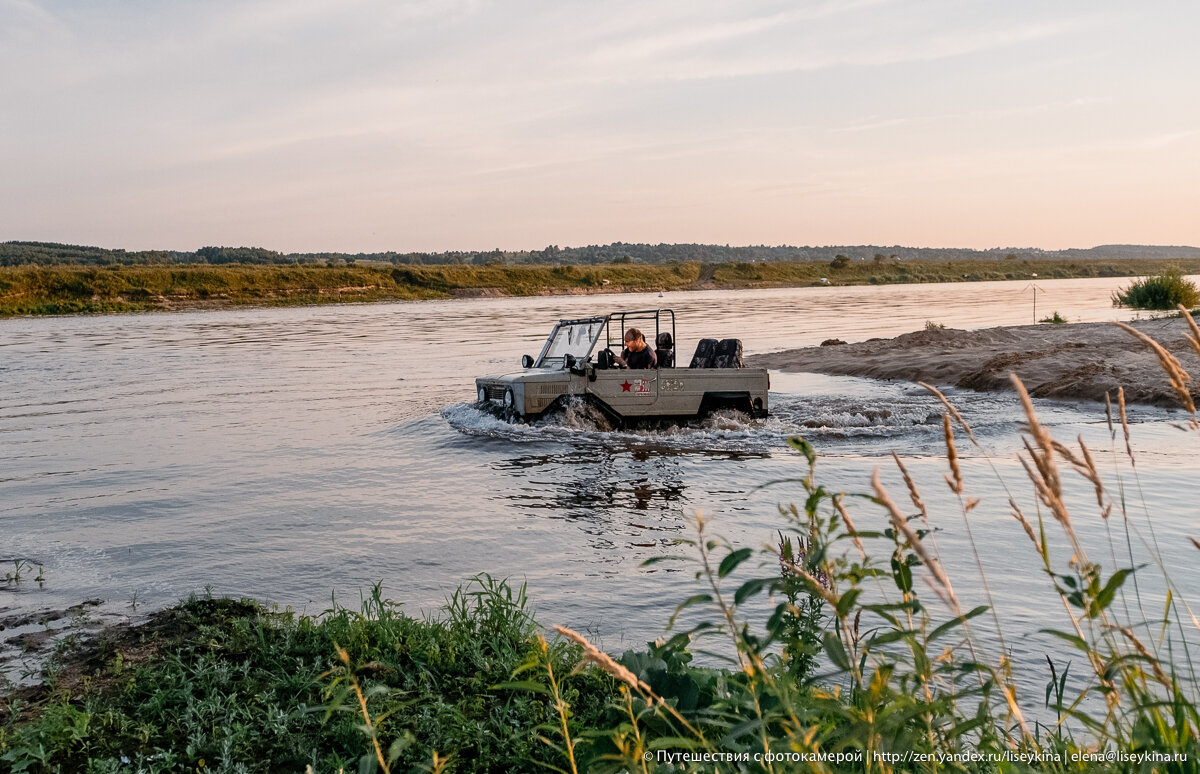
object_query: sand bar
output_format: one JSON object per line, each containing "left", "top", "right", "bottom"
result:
{"left": 748, "top": 318, "right": 1200, "bottom": 408}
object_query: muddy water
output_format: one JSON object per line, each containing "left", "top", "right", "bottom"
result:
{"left": 2, "top": 277, "right": 1198, "bottom": 698}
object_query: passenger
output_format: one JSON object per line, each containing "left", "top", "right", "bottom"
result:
{"left": 613, "top": 327, "right": 657, "bottom": 369}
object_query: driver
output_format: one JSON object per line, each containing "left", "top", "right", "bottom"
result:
{"left": 613, "top": 327, "right": 657, "bottom": 369}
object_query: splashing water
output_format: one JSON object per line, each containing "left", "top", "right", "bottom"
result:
{"left": 443, "top": 382, "right": 951, "bottom": 455}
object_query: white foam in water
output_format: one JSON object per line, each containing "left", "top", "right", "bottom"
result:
{"left": 443, "top": 364, "right": 1151, "bottom": 458}
{"left": 440, "top": 367, "right": 1122, "bottom": 457}
{"left": 442, "top": 387, "right": 953, "bottom": 454}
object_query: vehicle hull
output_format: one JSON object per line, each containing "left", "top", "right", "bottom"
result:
{"left": 475, "top": 366, "right": 768, "bottom": 423}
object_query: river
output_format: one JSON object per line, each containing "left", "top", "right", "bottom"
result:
{"left": 3, "top": 276, "right": 1198, "bottom": 700}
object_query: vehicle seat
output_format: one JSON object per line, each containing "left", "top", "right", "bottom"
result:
{"left": 595, "top": 349, "right": 615, "bottom": 369}
{"left": 689, "top": 338, "right": 718, "bottom": 368}
{"left": 712, "top": 339, "right": 743, "bottom": 368}
{"left": 655, "top": 332, "right": 675, "bottom": 368}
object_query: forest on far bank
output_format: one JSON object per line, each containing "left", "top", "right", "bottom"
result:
{"left": 4, "top": 239, "right": 1200, "bottom": 268}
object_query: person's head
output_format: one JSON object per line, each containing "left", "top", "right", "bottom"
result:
{"left": 623, "top": 327, "right": 646, "bottom": 351}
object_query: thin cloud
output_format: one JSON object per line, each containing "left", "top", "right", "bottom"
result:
{"left": 1133, "top": 131, "right": 1197, "bottom": 151}
{"left": 834, "top": 97, "right": 1110, "bottom": 133}
{"left": 0, "top": 0, "right": 58, "bottom": 28}
{"left": 590, "top": 0, "right": 890, "bottom": 66}
{"left": 587, "top": 17, "right": 1085, "bottom": 84}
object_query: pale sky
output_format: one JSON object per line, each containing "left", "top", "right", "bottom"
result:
{"left": 2, "top": 0, "right": 1198, "bottom": 253}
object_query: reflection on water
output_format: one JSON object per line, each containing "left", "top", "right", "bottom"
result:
{"left": 2, "top": 277, "right": 1198, "bottom": 703}
{"left": 494, "top": 450, "right": 688, "bottom": 519}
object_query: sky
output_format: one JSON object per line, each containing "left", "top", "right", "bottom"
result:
{"left": 2, "top": 0, "right": 1198, "bottom": 253}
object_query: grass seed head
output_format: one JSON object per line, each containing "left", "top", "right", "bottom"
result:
{"left": 1178, "top": 304, "right": 1200, "bottom": 363}
{"left": 833, "top": 495, "right": 867, "bottom": 559}
{"left": 919, "top": 381, "right": 979, "bottom": 444}
{"left": 1008, "top": 499, "right": 1043, "bottom": 554}
{"left": 942, "top": 414, "right": 964, "bottom": 494}
{"left": 1115, "top": 321, "right": 1197, "bottom": 420}
{"left": 554, "top": 625, "right": 652, "bottom": 695}
{"left": 872, "top": 469, "right": 956, "bottom": 610}
{"left": 1118, "top": 387, "right": 1135, "bottom": 465}
{"left": 890, "top": 451, "right": 928, "bottom": 520}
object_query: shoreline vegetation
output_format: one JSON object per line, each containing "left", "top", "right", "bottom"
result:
{"left": 6, "top": 240, "right": 1200, "bottom": 269}
{"left": 3, "top": 257, "right": 1200, "bottom": 317}
{"left": 6, "top": 318, "right": 1200, "bottom": 771}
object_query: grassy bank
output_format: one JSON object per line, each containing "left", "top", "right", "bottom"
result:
{"left": 5, "top": 258, "right": 1200, "bottom": 316}
{"left": 1, "top": 580, "right": 621, "bottom": 773}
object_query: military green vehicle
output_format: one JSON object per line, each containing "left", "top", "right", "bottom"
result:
{"left": 475, "top": 309, "right": 768, "bottom": 425}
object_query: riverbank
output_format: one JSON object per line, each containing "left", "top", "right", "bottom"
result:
{"left": 4, "top": 257, "right": 1200, "bottom": 316}
{"left": 0, "top": 581, "right": 627, "bottom": 772}
{"left": 749, "top": 316, "right": 1200, "bottom": 408}
{"left": 6, "top": 545, "right": 1200, "bottom": 772}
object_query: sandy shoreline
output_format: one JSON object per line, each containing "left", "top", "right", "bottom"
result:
{"left": 747, "top": 318, "right": 1200, "bottom": 409}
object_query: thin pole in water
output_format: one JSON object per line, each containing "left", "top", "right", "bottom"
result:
{"left": 1023, "top": 283, "right": 1044, "bottom": 323}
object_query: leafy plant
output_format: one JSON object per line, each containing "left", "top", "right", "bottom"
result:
{"left": 529, "top": 332, "right": 1200, "bottom": 772}
{"left": 3, "top": 580, "right": 618, "bottom": 773}
{"left": 1113, "top": 268, "right": 1199, "bottom": 310}
{"left": 2, "top": 559, "right": 44, "bottom": 586}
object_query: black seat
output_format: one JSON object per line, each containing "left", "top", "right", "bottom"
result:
{"left": 689, "top": 338, "right": 718, "bottom": 368}
{"left": 655, "top": 332, "right": 675, "bottom": 368}
{"left": 712, "top": 339, "right": 743, "bottom": 368}
{"left": 595, "top": 349, "right": 615, "bottom": 369}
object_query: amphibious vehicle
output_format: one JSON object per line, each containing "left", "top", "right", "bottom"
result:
{"left": 475, "top": 309, "right": 768, "bottom": 425}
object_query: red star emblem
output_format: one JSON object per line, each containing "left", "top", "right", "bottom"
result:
{"left": 621, "top": 380, "right": 632, "bottom": 392}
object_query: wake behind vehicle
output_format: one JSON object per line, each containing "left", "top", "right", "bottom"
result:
{"left": 475, "top": 309, "right": 768, "bottom": 425}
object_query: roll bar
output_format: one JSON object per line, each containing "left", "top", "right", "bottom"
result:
{"left": 603, "top": 308, "right": 676, "bottom": 352}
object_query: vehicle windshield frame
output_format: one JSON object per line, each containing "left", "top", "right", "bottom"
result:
{"left": 535, "top": 316, "right": 607, "bottom": 367}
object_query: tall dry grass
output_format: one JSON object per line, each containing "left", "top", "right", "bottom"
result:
{"left": 515, "top": 308, "right": 1200, "bottom": 772}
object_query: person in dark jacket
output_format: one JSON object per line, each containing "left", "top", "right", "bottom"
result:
{"left": 613, "top": 327, "right": 657, "bottom": 369}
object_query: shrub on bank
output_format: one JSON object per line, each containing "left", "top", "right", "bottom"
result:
{"left": 1112, "top": 268, "right": 1199, "bottom": 309}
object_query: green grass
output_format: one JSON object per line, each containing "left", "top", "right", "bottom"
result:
{"left": 4, "top": 258, "right": 1200, "bottom": 316}
{"left": 0, "top": 579, "right": 619, "bottom": 773}
{"left": 1112, "top": 268, "right": 1200, "bottom": 310}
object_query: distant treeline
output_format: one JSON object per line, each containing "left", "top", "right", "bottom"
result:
{"left": 4, "top": 240, "right": 1200, "bottom": 268}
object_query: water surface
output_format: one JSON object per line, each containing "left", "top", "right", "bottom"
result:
{"left": 3, "top": 277, "right": 1197, "bottom": 700}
